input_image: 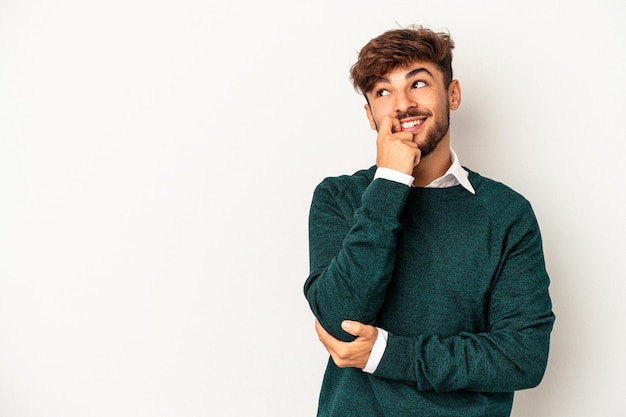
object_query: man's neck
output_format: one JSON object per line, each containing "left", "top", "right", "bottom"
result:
{"left": 411, "top": 138, "right": 452, "bottom": 187}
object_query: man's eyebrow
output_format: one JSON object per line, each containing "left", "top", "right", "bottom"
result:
{"left": 406, "top": 67, "right": 434, "bottom": 79}
{"left": 372, "top": 75, "right": 390, "bottom": 85}
{"left": 371, "top": 67, "right": 434, "bottom": 86}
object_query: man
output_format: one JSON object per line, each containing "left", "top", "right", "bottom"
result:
{"left": 304, "top": 26, "right": 555, "bottom": 417}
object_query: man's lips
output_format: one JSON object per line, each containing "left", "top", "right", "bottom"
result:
{"left": 399, "top": 117, "right": 426, "bottom": 132}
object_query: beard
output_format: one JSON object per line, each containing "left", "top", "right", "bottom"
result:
{"left": 397, "top": 105, "right": 450, "bottom": 158}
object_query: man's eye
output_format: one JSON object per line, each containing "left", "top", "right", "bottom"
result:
{"left": 412, "top": 81, "right": 426, "bottom": 89}
{"left": 376, "top": 89, "right": 390, "bottom": 97}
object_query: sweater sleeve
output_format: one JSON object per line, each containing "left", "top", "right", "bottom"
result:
{"left": 372, "top": 201, "right": 555, "bottom": 392}
{"left": 304, "top": 176, "right": 410, "bottom": 341}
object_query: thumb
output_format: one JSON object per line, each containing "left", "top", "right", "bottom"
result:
{"left": 341, "top": 320, "right": 376, "bottom": 338}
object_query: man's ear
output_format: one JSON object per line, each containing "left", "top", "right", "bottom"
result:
{"left": 448, "top": 80, "right": 461, "bottom": 110}
{"left": 364, "top": 103, "right": 378, "bottom": 130}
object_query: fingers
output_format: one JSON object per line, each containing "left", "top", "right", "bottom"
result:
{"left": 376, "top": 116, "right": 421, "bottom": 174}
{"left": 315, "top": 319, "right": 376, "bottom": 340}
{"left": 378, "top": 115, "right": 400, "bottom": 135}
{"left": 389, "top": 116, "right": 402, "bottom": 134}
{"left": 341, "top": 320, "right": 377, "bottom": 339}
{"left": 315, "top": 319, "right": 340, "bottom": 358}
{"left": 315, "top": 319, "right": 378, "bottom": 369}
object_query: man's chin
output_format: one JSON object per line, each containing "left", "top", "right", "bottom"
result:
{"left": 417, "top": 137, "right": 443, "bottom": 158}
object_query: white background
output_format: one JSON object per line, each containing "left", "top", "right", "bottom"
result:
{"left": 1, "top": 1, "right": 625, "bottom": 416}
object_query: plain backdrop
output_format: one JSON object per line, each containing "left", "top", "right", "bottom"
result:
{"left": 1, "top": 0, "right": 625, "bottom": 416}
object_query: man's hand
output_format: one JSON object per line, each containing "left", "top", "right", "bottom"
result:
{"left": 376, "top": 116, "right": 421, "bottom": 175}
{"left": 315, "top": 319, "right": 378, "bottom": 369}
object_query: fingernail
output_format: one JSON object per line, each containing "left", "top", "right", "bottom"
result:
{"left": 342, "top": 321, "right": 351, "bottom": 330}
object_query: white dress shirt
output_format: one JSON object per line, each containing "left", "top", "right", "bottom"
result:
{"left": 363, "top": 148, "right": 475, "bottom": 374}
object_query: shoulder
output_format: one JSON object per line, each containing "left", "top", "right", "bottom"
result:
{"left": 466, "top": 168, "right": 535, "bottom": 218}
{"left": 313, "top": 166, "right": 376, "bottom": 202}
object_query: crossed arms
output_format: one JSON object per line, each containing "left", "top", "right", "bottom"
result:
{"left": 304, "top": 175, "right": 555, "bottom": 393}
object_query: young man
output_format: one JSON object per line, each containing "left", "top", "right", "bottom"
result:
{"left": 304, "top": 26, "right": 555, "bottom": 416}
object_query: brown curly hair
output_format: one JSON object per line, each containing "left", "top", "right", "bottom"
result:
{"left": 350, "top": 25, "right": 455, "bottom": 95}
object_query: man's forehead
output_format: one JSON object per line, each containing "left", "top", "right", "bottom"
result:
{"left": 373, "top": 62, "right": 441, "bottom": 84}
{"left": 385, "top": 62, "right": 439, "bottom": 78}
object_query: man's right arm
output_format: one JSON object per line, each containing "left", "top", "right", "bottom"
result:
{"left": 303, "top": 175, "right": 409, "bottom": 342}
{"left": 305, "top": 114, "right": 420, "bottom": 341}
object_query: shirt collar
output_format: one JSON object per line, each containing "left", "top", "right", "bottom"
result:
{"left": 425, "top": 148, "right": 476, "bottom": 194}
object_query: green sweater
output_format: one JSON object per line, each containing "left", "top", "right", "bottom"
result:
{"left": 304, "top": 166, "right": 555, "bottom": 417}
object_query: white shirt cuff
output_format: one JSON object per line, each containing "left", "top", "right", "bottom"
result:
{"left": 374, "top": 167, "right": 414, "bottom": 187}
{"left": 363, "top": 327, "right": 388, "bottom": 374}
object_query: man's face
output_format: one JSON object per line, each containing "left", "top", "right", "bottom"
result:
{"left": 364, "top": 62, "right": 460, "bottom": 157}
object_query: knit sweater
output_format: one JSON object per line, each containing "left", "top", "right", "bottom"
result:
{"left": 304, "top": 166, "right": 555, "bottom": 417}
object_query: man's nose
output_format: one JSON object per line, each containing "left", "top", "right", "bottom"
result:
{"left": 395, "top": 91, "right": 417, "bottom": 115}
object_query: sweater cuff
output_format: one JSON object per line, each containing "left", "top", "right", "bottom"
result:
{"left": 372, "top": 333, "right": 419, "bottom": 383}
{"left": 361, "top": 178, "right": 410, "bottom": 218}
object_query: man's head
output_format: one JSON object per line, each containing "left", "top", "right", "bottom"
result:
{"left": 350, "top": 26, "right": 460, "bottom": 159}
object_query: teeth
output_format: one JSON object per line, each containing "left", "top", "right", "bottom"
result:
{"left": 402, "top": 119, "right": 424, "bottom": 129}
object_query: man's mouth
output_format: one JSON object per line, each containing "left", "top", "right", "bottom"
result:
{"left": 400, "top": 118, "right": 426, "bottom": 131}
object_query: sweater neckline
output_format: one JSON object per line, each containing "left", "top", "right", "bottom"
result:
{"left": 365, "top": 166, "right": 480, "bottom": 202}
{"left": 407, "top": 183, "right": 475, "bottom": 202}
